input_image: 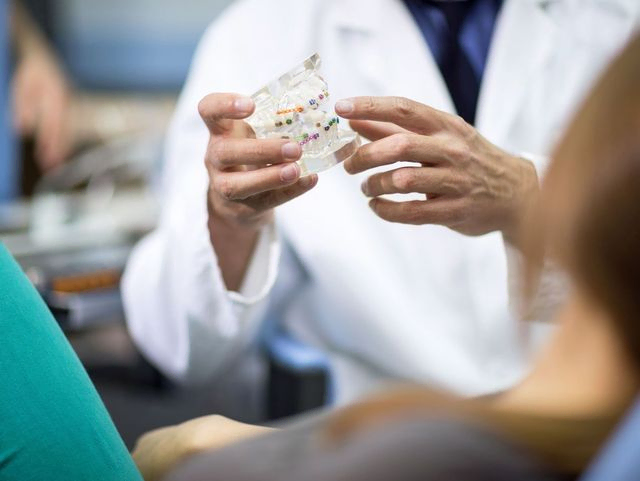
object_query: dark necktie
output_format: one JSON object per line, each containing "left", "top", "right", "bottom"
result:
{"left": 404, "top": 0, "right": 503, "bottom": 125}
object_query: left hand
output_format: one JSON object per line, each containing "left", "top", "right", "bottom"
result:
{"left": 132, "top": 415, "right": 272, "bottom": 481}
{"left": 12, "top": 47, "right": 73, "bottom": 172}
{"left": 335, "top": 97, "right": 539, "bottom": 242}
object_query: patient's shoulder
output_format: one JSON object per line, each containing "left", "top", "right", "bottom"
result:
{"left": 165, "top": 415, "right": 560, "bottom": 481}
{"left": 299, "top": 416, "right": 561, "bottom": 481}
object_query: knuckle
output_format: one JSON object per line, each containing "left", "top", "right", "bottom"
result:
{"left": 204, "top": 156, "right": 216, "bottom": 177}
{"left": 213, "top": 175, "right": 236, "bottom": 201}
{"left": 449, "top": 141, "right": 472, "bottom": 165}
{"left": 402, "top": 204, "right": 423, "bottom": 224}
{"left": 393, "top": 97, "right": 414, "bottom": 118}
{"left": 391, "top": 169, "right": 417, "bottom": 193}
{"left": 391, "top": 133, "right": 414, "bottom": 158}
{"left": 451, "top": 114, "right": 469, "bottom": 133}
{"left": 361, "top": 96, "right": 377, "bottom": 113}
{"left": 209, "top": 140, "right": 224, "bottom": 161}
{"left": 250, "top": 142, "right": 269, "bottom": 159}
{"left": 210, "top": 140, "right": 233, "bottom": 166}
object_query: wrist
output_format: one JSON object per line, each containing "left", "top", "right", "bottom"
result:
{"left": 207, "top": 207, "right": 265, "bottom": 245}
{"left": 503, "top": 156, "right": 539, "bottom": 245}
{"left": 207, "top": 205, "right": 266, "bottom": 291}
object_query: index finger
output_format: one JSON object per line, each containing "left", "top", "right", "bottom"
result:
{"left": 198, "top": 93, "right": 256, "bottom": 136}
{"left": 344, "top": 133, "right": 448, "bottom": 174}
{"left": 335, "top": 96, "right": 450, "bottom": 135}
{"left": 349, "top": 119, "right": 408, "bottom": 142}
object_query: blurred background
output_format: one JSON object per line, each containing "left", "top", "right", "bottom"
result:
{"left": 1, "top": 0, "right": 243, "bottom": 448}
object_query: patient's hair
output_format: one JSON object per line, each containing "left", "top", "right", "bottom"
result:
{"left": 525, "top": 33, "right": 640, "bottom": 367}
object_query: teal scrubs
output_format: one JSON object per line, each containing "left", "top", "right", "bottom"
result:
{"left": 0, "top": 244, "right": 142, "bottom": 480}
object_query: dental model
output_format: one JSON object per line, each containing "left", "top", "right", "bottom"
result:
{"left": 247, "top": 53, "right": 360, "bottom": 176}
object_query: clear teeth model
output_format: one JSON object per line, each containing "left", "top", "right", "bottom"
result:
{"left": 247, "top": 53, "right": 360, "bottom": 176}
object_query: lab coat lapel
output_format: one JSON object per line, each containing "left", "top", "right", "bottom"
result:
{"left": 332, "top": 0, "right": 455, "bottom": 113}
{"left": 476, "top": 0, "right": 558, "bottom": 142}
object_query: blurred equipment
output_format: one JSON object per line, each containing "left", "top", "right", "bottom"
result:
{"left": 2, "top": 132, "right": 160, "bottom": 328}
{"left": 264, "top": 329, "right": 332, "bottom": 420}
{"left": 14, "top": 0, "right": 233, "bottom": 196}
{"left": 20, "top": 244, "right": 130, "bottom": 330}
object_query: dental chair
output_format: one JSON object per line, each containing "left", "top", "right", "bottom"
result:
{"left": 260, "top": 244, "right": 333, "bottom": 421}
{"left": 263, "top": 329, "right": 332, "bottom": 420}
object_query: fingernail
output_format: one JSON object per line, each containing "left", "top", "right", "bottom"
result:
{"left": 282, "top": 142, "right": 301, "bottom": 160}
{"left": 335, "top": 100, "right": 354, "bottom": 115}
{"left": 280, "top": 163, "right": 300, "bottom": 182}
{"left": 361, "top": 179, "right": 370, "bottom": 196}
{"left": 300, "top": 174, "right": 318, "bottom": 188}
{"left": 234, "top": 97, "right": 254, "bottom": 113}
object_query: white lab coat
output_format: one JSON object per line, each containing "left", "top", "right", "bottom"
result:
{"left": 122, "top": 0, "right": 639, "bottom": 404}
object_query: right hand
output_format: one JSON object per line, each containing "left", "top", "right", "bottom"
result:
{"left": 199, "top": 93, "right": 318, "bottom": 290}
{"left": 200, "top": 93, "right": 319, "bottom": 232}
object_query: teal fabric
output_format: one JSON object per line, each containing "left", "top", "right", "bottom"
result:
{"left": 0, "top": 244, "right": 142, "bottom": 480}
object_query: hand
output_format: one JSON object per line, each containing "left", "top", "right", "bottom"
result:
{"left": 336, "top": 97, "right": 539, "bottom": 242}
{"left": 201, "top": 93, "right": 319, "bottom": 231}
{"left": 199, "top": 93, "right": 318, "bottom": 290}
{"left": 12, "top": 47, "right": 73, "bottom": 171}
{"left": 132, "top": 415, "right": 272, "bottom": 481}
